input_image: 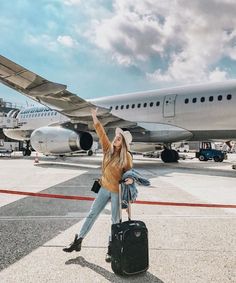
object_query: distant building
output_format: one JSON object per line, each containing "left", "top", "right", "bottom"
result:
{"left": 0, "top": 98, "right": 23, "bottom": 151}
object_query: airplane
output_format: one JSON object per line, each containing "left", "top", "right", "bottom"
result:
{"left": 0, "top": 54, "right": 236, "bottom": 162}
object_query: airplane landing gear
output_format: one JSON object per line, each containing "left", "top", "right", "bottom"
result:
{"left": 161, "top": 147, "right": 179, "bottom": 163}
{"left": 23, "top": 141, "right": 32, "bottom": 156}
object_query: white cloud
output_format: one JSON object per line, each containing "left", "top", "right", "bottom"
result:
{"left": 208, "top": 68, "right": 228, "bottom": 82}
{"left": 85, "top": 0, "right": 236, "bottom": 84}
{"left": 25, "top": 34, "right": 58, "bottom": 51}
{"left": 25, "top": 34, "right": 78, "bottom": 51}
{"left": 57, "top": 35, "right": 78, "bottom": 48}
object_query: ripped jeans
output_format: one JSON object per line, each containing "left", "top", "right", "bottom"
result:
{"left": 78, "top": 187, "right": 120, "bottom": 239}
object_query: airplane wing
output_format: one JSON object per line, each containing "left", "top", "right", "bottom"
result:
{"left": 0, "top": 55, "right": 138, "bottom": 131}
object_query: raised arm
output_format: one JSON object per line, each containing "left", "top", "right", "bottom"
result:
{"left": 91, "top": 108, "right": 110, "bottom": 153}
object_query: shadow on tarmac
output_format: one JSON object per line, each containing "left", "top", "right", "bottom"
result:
{"left": 65, "top": 256, "right": 164, "bottom": 283}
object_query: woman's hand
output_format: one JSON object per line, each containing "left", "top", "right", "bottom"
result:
{"left": 124, "top": 178, "right": 134, "bottom": 185}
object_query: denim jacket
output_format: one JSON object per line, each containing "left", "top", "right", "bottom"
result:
{"left": 120, "top": 169, "right": 150, "bottom": 209}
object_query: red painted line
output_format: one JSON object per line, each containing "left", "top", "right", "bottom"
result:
{"left": 134, "top": 200, "right": 236, "bottom": 208}
{"left": 0, "top": 189, "right": 95, "bottom": 201}
{"left": 0, "top": 189, "right": 236, "bottom": 208}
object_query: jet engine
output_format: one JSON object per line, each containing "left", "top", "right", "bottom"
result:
{"left": 30, "top": 126, "right": 93, "bottom": 154}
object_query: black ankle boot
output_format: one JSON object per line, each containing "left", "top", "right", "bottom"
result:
{"left": 63, "top": 234, "right": 83, "bottom": 253}
{"left": 105, "top": 242, "right": 112, "bottom": 263}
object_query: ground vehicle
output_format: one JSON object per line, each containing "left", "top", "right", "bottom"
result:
{"left": 195, "top": 142, "right": 227, "bottom": 162}
{"left": 174, "top": 142, "right": 189, "bottom": 153}
{"left": 143, "top": 151, "right": 160, "bottom": 158}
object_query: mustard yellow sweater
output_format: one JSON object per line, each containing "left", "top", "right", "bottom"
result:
{"left": 94, "top": 121, "right": 133, "bottom": 193}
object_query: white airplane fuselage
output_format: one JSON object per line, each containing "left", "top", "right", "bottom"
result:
{"left": 3, "top": 80, "right": 236, "bottom": 145}
{"left": 91, "top": 81, "right": 236, "bottom": 142}
{"left": 3, "top": 107, "right": 70, "bottom": 141}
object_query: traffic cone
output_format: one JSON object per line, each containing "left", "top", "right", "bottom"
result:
{"left": 34, "top": 152, "right": 39, "bottom": 164}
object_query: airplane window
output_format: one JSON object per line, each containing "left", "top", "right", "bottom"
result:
{"left": 184, "top": 98, "right": 189, "bottom": 104}
{"left": 54, "top": 112, "right": 57, "bottom": 115}
{"left": 209, "top": 96, "right": 214, "bottom": 102}
{"left": 131, "top": 104, "right": 135, "bottom": 109}
{"left": 110, "top": 106, "right": 112, "bottom": 110}
{"left": 121, "top": 105, "right": 124, "bottom": 110}
{"left": 218, "top": 95, "right": 222, "bottom": 101}
{"left": 115, "top": 106, "right": 119, "bottom": 110}
{"left": 137, "top": 103, "right": 141, "bottom": 108}
{"left": 126, "top": 105, "right": 129, "bottom": 109}
{"left": 156, "top": 101, "right": 160, "bottom": 106}
{"left": 150, "top": 102, "right": 153, "bottom": 107}
{"left": 51, "top": 112, "right": 54, "bottom": 115}
{"left": 192, "top": 98, "right": 197, "bottom": 103}
{"left": 227, "top": 94, "right": 232, "bottom": 100}
{"left": 200, "top": 97, "right": 205, "bottom": 102}
{"left": 41, "top": 113, "right": 44, "bottom": 116}
{"left": 143, "top": 103, "right": 147, "bottom": 107}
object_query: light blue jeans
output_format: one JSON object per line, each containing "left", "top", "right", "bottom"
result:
{"left": 78, "top": 187, "right": 120, "bottom": 239}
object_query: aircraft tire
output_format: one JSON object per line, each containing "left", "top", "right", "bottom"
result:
{"left": 87, "top": 150, "right": 93, "bottom": 156}
{"left": 161, "top": 149, "right": 179, "bottom": 163}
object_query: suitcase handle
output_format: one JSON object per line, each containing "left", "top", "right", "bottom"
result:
{"left": 119, "top": 180, "right": 131, "bottom": 222}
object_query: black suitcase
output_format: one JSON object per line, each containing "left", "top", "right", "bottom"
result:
{"left": 111, "top": 183, "right": 149, "bottom": 276}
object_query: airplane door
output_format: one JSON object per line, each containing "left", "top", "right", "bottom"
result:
{"left": 163, "top": 94, "right": 177, "bottom": 117}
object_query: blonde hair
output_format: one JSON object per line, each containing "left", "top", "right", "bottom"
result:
{"left": 106, "top": 135, "right": 128, "bottom": 168}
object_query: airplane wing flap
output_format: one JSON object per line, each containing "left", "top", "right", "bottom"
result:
{"left": 0, "top": 55, "right": 139, "bottom": 130}
{"left": 0, "top": 55, "right": 38, "bottom": 89}
{"left": 0, "top": 55, "right": 107, "bottom": 114}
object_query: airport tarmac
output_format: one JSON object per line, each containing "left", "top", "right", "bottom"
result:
{"left": 0, "top": 153, "right": 236, "bottom": 283}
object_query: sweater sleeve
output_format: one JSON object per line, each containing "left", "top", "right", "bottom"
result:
{"left": 94, "top": 121, "right": 111, "bottom": 153}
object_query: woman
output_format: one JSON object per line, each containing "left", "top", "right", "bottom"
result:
{"left": 63, "top": 108, "right": 133, "bottom": 262}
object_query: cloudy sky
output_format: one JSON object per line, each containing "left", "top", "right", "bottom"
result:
{"left": 1, "top": 0, "right": 236, "bottom": 107}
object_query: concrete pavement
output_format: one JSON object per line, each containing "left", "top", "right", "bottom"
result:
{"left": 0, "top": 153, "right": 235, "bottom": 282}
